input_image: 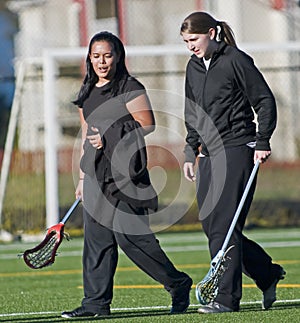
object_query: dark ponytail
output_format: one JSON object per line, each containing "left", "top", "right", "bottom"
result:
{"left": 218, "top": 21, "right": 236, "bottom": 47}
{"left": 180, "top": 12, "right": 236, "bottom": 47}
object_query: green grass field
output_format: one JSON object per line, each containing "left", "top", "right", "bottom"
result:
{"left": 0, "top": 228, "right": 299, "bottom": 322}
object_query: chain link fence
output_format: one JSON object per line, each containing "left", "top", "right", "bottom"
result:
{"left": 1, "top": 0, "right": 300, "bottom": 236}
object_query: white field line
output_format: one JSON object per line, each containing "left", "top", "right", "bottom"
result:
{"left": 1, "top": 240, "right": 300, "bottom": 260}
{"left": 0, "top": 299, "right": 300, "bottom": 318}
{"left": 1, "top": 229, "right": 299, "bottom": 250}
{"left": 157, "top": 230, "right": 300, "bottom": 243}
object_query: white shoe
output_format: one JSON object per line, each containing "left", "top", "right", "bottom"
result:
{"left": 198, "top": 301, "right": 233, "bottom": 314}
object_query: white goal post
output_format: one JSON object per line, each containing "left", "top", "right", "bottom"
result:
{"left": 43, "top": 44, "right": 189, "bottom": 227}
{"left": 24, "top": 42, "right": 300, "bottom": 227}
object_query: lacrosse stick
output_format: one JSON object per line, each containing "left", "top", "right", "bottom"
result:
{"left": 196, "top": 160, "right": 260, "bottom": 305}
{"left": 23, "top": 198, "right": 81, "bottom": 269}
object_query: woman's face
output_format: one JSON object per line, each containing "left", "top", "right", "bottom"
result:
{"left": 89, "top": 40, "right": 118, "bottom": 83}
{"left": 181, "top": 28, "right": 216, "bottom": 59}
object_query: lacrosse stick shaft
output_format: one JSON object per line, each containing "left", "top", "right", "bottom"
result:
{"left": 221, "top": 160, "right": 260, "bottom": 253}
{"left": 195, "top": 161, "right": 260, "bottom": 305}
{"left": 60, "top": 198, "right": 81, "bottom": 224}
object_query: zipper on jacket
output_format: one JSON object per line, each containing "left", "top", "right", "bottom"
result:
{"left": 201, "top": 60, "right": 209, "bottom": 112}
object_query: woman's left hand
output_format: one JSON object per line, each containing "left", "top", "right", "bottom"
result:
{"left": 254, "top": 150, "right": 271, "bottom": 164}
{"left": 75, "top": 179, "right": 84, "bottom": 200}
{"left": 87, "top": 126, "right": 103, "bottom": 149}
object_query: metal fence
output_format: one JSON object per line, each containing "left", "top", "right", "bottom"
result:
{"left": 1, "top": 0, "right": 300, "bottom": 236}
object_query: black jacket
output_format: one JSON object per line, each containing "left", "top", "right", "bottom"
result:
{"left": 184, "top": 41, "right": 277, "bottom": 162}
{"left": 80, "top": 119, "right": 158, "bottom": 211}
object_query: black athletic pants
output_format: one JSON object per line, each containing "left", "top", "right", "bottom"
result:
{"left": 196, "top": 145, "right": 281, "bottom": 311}
{"left": 81, "top": 201, "right": 191, "bottom": 313}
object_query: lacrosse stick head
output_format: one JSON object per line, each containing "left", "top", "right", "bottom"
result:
{"left": 195, "top": 263, "right": 224, "bottom": 304}
{"left": 23, "top": 223, "right": 65, "bottom": 269}
{"left": 195, "top": 246, "right": 234, "bottom": 305}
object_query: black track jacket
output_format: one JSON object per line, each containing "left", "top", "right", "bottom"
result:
{"left": 184, "top": 41, "right": 277, "bottom": 163}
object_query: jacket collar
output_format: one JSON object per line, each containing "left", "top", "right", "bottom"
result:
{"left": 190, "top": 41, "right": 227, "bottom": 63}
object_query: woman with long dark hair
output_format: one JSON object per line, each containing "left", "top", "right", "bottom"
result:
{"left": 61, "top": 31, "right": 192, "bottom": 319}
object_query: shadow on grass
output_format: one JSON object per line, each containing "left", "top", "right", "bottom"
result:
{"left": 240, "top": 300, "right": 300, "bottom": 313}
{"left": 1, "top": 302, "right": 300, "bottom": 322}
{"left": 0, "top": 309, "right": 195, "bottom": 322}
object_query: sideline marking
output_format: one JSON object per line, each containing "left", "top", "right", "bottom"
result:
{"left": 0, "top": 299, "right": 299, "bottom": 318}
{"left": 2, "top": 239, "right": 300, "bottom": 260}
{"left": 0, "top": 260, "right": 299, "bottom": 277}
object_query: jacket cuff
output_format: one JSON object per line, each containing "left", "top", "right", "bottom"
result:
{"left": 255, "top": 140, "right": 271, "bottom": 151}
{"left": 184, "top": 145, "right": 197, "bottom": 164}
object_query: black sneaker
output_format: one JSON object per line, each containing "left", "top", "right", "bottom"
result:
{"left": 262, "top": 267, "right": 286, "bottom": 310}
{"left": 170, "top": 277, "right": 193, "bottom": 314}
{"left": 61, "top": 306, "right": 110, "bottom": 318}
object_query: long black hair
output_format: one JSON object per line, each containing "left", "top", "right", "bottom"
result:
{"left": 73, "top": 31, "right": 130, "bottom": 107}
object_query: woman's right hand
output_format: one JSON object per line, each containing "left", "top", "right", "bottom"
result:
{"left": 183, "top": 162, "right": 196, "bottom": 182}
{"left": 75, "top": 179, "right": 84, "bottom": 200}
{"left": 87, "top": 126, "right": 103, "bottom": 150}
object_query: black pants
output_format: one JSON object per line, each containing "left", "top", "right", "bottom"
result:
{"left": 196, "top": 146, "right": 281, "bottom": 311}
{"left": 81, "top": 201, "right": 191, "bottom": 313}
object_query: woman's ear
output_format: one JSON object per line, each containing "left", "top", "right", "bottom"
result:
{"left": 208, "top": 28, "right": 216, "bottom": 40}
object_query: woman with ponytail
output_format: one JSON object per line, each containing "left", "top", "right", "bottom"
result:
{"left": 180, "top": 12, "right": 285, "bottom": 314}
